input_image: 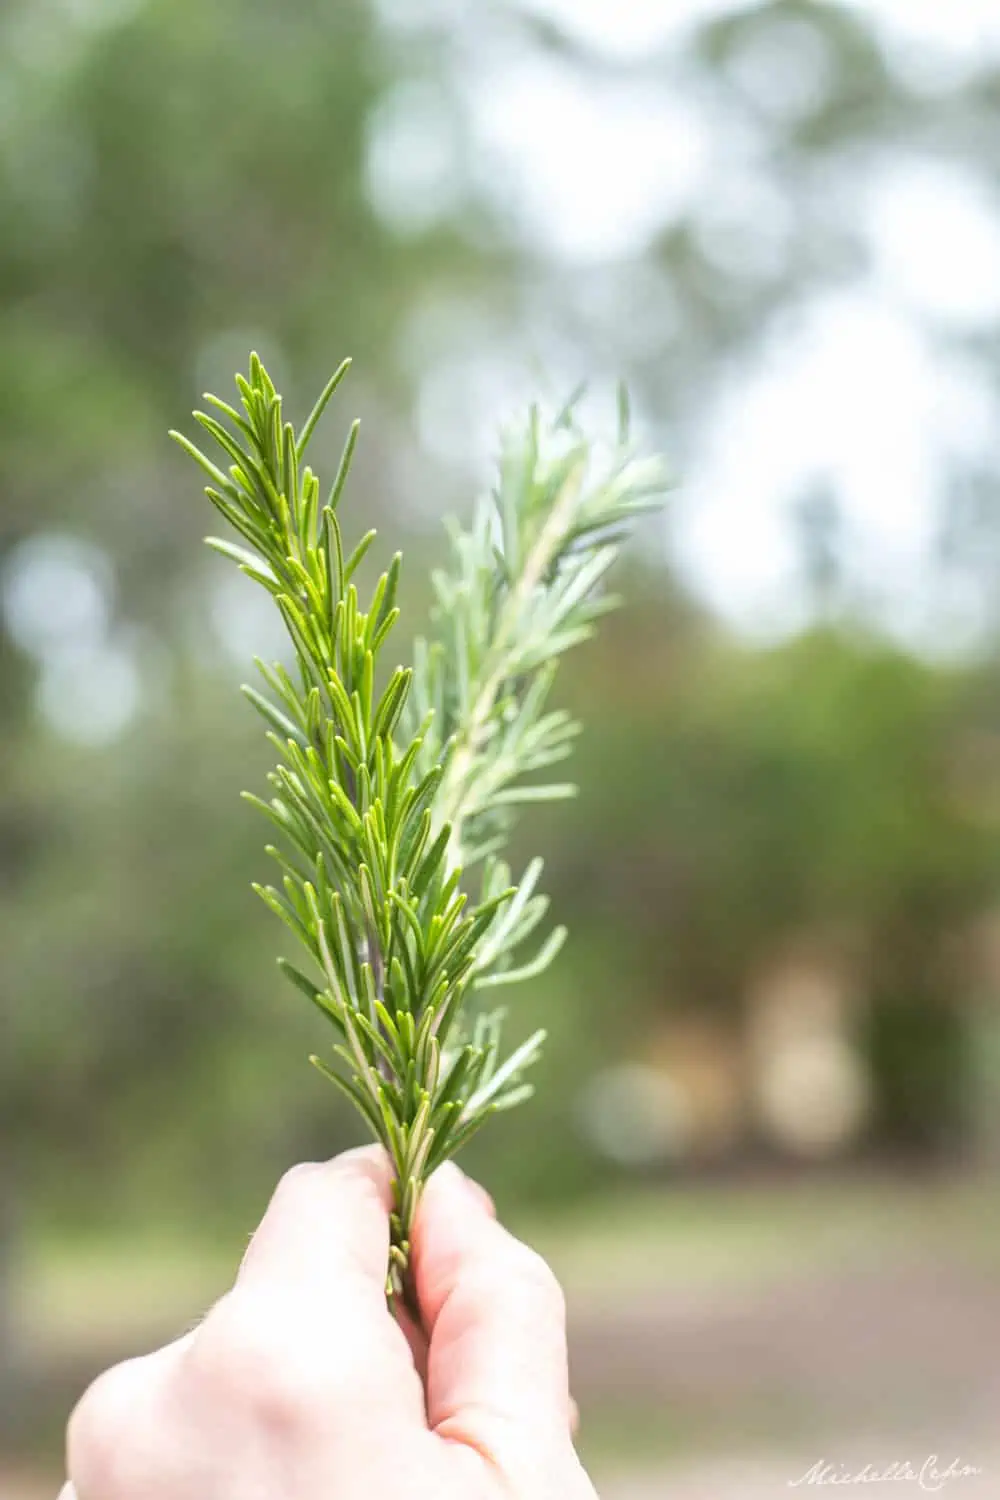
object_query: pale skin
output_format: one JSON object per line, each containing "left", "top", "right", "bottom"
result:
{"left": 62, "top": 1147, "right": 596, "bottom": 1500}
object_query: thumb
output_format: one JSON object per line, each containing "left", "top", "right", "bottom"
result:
{"left": 411, "top": 1164, "right": 573, "bottom": 1465}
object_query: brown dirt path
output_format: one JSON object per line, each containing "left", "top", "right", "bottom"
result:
{"left": 569, "top": 1255, "right": 1000, "bottom": 1437}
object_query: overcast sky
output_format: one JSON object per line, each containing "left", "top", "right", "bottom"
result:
{"left": 374, "top": 0, "right": 1000, "bottom": 655}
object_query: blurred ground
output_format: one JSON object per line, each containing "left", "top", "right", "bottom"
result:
{"left": 6, "top": 1170, "right": 998, "bottom": 1498}
{"left": 3, "top": 1461, "right": 995, "bottom": 1500}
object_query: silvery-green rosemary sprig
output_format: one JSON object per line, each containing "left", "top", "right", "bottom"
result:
{"left": 172, "top": 355, "right": 668, "bottom": 1304}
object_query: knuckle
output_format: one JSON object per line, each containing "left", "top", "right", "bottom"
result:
{"left": 237, "top": 1165, "right": 321, "bottom": 1280}
{"left": 246, "top": 1357, "right": 332, "bottom": 1434}
{"left": 190, "top": 1291, "right": 343, "bottom": 1432}
{"left": 67, "top": 1361, "right": 145, "bottom": 1499}
{"left": 499, "top": 1237, "right": 567, "bottom": 1320}
{"left": 275, "top": 1160, "right": 322, "bottom": 1198}
{"left": 67, "top": 1382, "right": 117, "bottom": 1496}
{"left": 263, "top": 1161, "right": 322, "bottom": 1223}
{"left": 191, "top": 1293, "right": 281, "bottom": 1391}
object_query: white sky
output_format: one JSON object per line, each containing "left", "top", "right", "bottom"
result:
{"left": 679, "top": 290, "right": 999, "bottom": 644}
{"left": 521, "top": 0, "right": 1000, "bottom": 63}
{"left": 513, "top": 3, "right": 1000, "bottom": 647}
{"left": 372, "top": 0, "right": 1000, "bottom": 652}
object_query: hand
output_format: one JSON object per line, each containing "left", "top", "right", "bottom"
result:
{"left": 63, "top": 1148, "right": 595, "bottom": 1499}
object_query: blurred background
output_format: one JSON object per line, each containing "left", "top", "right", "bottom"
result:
{"left": 3, "top": 0, "right": 1000, "bottom": 1495}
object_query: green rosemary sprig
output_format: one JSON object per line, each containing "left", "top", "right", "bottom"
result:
{"left": 172, "top": 355, "right": 668, "bottom": 1304}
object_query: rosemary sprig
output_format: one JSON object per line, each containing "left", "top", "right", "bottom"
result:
{"left": 172, "top": 355, "right": 668, "bottom": 1304}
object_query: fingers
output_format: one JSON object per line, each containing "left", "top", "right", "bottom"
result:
{"left": 392, "top": 1170, "right": 495, "bottom": 1389}
{"left": 221, "top": 1146, "right": 424, "bottom": 1416}
{"left": 417, "top": 1170, "right": 580, "bottom": 1437}
{"left": 237, "top": 1146, "right": 391, "bottom": 1310}
{"left": 410, "top": 1163, "right": 574, "bottom": 1467}
{"left": 392, "top": 1298, "right": 429, "bottom": 1386}
{"left": 66, "top": 1154, "right": 580, "bottom": 1500}
{"left": 69, "top": 1149, "right": 426, "bottom": 1500}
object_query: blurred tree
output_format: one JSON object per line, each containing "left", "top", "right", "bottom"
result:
{"left": 0, "top": 0, "right": 501, "bottom": 1423}
{"left": 3, "top": 0, "right": 1000, "bottom": 1438}
{"left": 553, "top": 615, "right": 1000, "bottom": 1155}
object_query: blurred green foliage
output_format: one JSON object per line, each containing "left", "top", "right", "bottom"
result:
{"left": 2, "top": 0, "right": 1000, "bottom": 1281}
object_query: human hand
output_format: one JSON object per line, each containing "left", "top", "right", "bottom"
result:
{"left": 63, "top": 1148, "right": 596, "bottom": 1499}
